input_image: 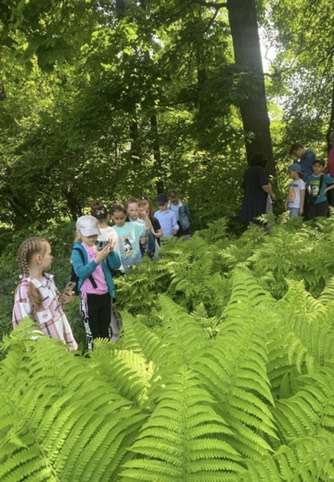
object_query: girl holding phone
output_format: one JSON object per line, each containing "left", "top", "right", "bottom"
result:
{"left": 12, "top": 237, "right": 78, "bottom": 350}
{"left": 71, "top": 215, "right": 121, "bottom": 349}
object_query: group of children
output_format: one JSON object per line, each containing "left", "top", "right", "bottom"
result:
{"left": 12, "top": 191, "right": 191, "bottom": 351}
{"left": 285, "top": 158, "right": 334, "bottom": 219}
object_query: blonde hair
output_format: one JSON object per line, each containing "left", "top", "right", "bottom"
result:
{"left": 17, "top": 237, "right": 48, "bottom": 311}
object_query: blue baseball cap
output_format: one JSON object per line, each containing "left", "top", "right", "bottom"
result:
{"left": 288, "top": 163, "right": 302, "bottom": 172}
{"left": 157, "top": 193, "right": 168, "bottom": 204}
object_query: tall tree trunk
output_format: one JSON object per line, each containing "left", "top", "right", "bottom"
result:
{"left": 227, "top": 0, "right": 275, "bottom": 174}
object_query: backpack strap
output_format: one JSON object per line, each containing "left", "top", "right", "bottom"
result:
{"left": 73, "top": 247, "right": 97, "bottom": 289}
{"left": 106, "top": 256, "right": 123, "bottom": 278}
{"left": 319, "top": 174, "right": 324, "bottom": 197}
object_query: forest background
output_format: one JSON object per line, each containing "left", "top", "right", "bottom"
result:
{"left": 2, "top": 2, "right": 334, "bottom": 480}
{"left": 1, "top": 0, "right": 334, "bottom": 232}
{"left": 0, "top": 0, "right": 334, "bottom": 328}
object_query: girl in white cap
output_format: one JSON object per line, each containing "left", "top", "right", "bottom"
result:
{"left": 71, "top": 215, "right": 121, "bottom": 349}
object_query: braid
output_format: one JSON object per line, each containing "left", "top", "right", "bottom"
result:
{"left": 17, "top": 237, "right": 47, "bottom": 311}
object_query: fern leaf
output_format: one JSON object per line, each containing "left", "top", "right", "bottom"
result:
{"left": 156, "top": 295, "right": 210, "bottom": 374}
{"left": 0, "top": 323, "right": 146, "bottom": 482}
{"left": 120, "top": 368, "right": 243, "bottom": 481}
{"left": 90, "top": 342, "right": 157, "bottom": 408}
{"left": 273, "top": 367, "right": 334, "bottom": 443}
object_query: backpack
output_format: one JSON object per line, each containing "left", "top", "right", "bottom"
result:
{"left": 70, "top": 247, "right": 97, "bottom": 295}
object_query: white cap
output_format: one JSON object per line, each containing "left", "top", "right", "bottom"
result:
{"left": 76, "top": 215, "right": 100, "bottom": 236}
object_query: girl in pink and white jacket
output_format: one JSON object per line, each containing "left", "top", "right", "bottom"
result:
{"left": 12, "top": 237, "right": 78, "bottom": 350}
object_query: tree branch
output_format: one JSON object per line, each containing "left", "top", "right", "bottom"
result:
{"left": 191, "top": 0, "right": 227, "bottom": 9}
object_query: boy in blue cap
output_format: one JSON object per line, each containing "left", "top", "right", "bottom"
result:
{"left": 285, "top": 163, "right": 306, "bottom": 218}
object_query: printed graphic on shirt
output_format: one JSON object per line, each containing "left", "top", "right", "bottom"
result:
{"left": 121, "top": 235, "right": 135, "bottom": 257}
{"left": 310, "top": 181, "right": 320, "bottom": 197}
{"left": 288, "top": 183, "right": 298, "bottom": 202}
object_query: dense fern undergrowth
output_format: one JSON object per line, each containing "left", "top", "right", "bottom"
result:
{"left": 1, "top": 215, "right": 334, "bottom": 480}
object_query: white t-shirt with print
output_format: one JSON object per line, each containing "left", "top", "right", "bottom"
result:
{"left": 288, "top": 178, "right": 305, "bottom": 209}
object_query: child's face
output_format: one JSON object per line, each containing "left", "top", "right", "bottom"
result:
{"left": 127, "top": 202, "right": 139, "bottom": 220}
{"left": 112, "top": 210, "right": 127, "bottom": 227}
{"left": 289, "top": 169, "right": 299, "bottom": 179}
{"left": 138, "top": 202, "right": 149, "bottom": 217}
{"left": 158, "top": 202, "right": 168, "bottom": 211}
{"left": 39, "top": 242, "right": 53, "bottom": 271}
{"left": 312, "top": 162, "right": 323, "bottom": 175}
{"left": 80, "top": 233, "right": 98, "bottom": 248}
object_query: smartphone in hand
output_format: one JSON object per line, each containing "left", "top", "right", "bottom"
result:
{"left": 59, "top": 281, "right": 76, "bottom": 303}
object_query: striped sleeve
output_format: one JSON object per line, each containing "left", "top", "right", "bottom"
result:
{"left": 12, "top": 283, "right": 32, "bottom": 328}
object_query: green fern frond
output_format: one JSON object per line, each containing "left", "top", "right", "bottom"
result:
{"left": 273, "top": 367, "right": 334, "bottom": 444}
{"left": 275, "top": 435, "right": 334, "bottom": 481}
{"left": 220, "top": 268, "right": 275, "bottom": 320}
{"left": 89, "top": 342, "right": 156, "bottom": 408}
{"left": 0, "top": 322, "right": 146, "bottom": 482}
{"left": 156, "top": 295, "right": 210, "bottom": 373}
{"left": 280, "top": 278, "right": 331, "bottom": 324}
{"left": 118, "top": 311, "right": 163, "bottom": 362}
{"left": 242, "top": 434, "right": 334, "bottom": 481}
{"left": 265, "top": 280, "right": 334, "bottom": 401}
{"left": 318, "top": 276, "right": 334, "bottom": 304}
{"left": 120, "top": 367, "right": 243, "bottom": 481}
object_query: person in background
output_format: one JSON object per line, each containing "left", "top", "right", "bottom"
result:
{"left": 111, "top": 203, "right": 147, "bottom": 272}
{"left": 284, "top": 163, "right": 305, "bottom": 218}
{"left": 90, "top": 200, "right": 124, "bottom": 342}
{"left": 71, "top": 215, "right": 121, "bottom": 349}
{"left": 138, "top": 196, "right": 162, "bottom": 258}
{"left": 126, "top": 198, "right": 140, "bottom": 223}
{"left": 168, "top": 190, "right": 191, "bottom": 240}
{"left": 154, "top": 193, "right": 179, "bottom": 238}
{"left": 90, "top": 199, "right": 124, "bottom": 273}
{"left": 239, "top": 153, "right": 276, "bottom": 227}
{"left": 306, "top": 158, "right": 334, "bottom": 220}
{"left": 289, "top": 142, "right": 316, "bottom": 182}
{"left": 12, "top": 237, "right": 78, "bottom": 350}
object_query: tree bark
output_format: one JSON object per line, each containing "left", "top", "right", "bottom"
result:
{"left": 227, "top": 0, "right": 275, "bottom": 174}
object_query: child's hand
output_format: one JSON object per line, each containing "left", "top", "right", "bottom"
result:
{"left": 95, "top": 241, "right": 115, "bottom": 263}
{"left": 139, "top": 210, "right": 149, "bottom": 221}
{"left": 61, "top": 291, "right": 74, "bottom": 306}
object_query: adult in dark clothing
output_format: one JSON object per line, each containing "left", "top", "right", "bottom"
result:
{"left": 289, "top": 143, "right": 316, "bottom": 182}
{"left": 239, "top": 153, "right": 275, "bottom": 226}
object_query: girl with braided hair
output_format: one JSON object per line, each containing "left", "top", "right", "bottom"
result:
{"left": 12, "top": 237, "right": 78, "bottom": 350}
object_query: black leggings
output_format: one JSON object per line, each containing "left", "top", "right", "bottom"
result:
{"left": 86, "top": 293, "right": 111, "bottom": 339}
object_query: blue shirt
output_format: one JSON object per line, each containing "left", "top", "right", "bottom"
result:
{"left": 154, "top": 209, "right": 179, "bottom": 237}
{"left": 112, "top": 221, "right": 146, "bottom": 268}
